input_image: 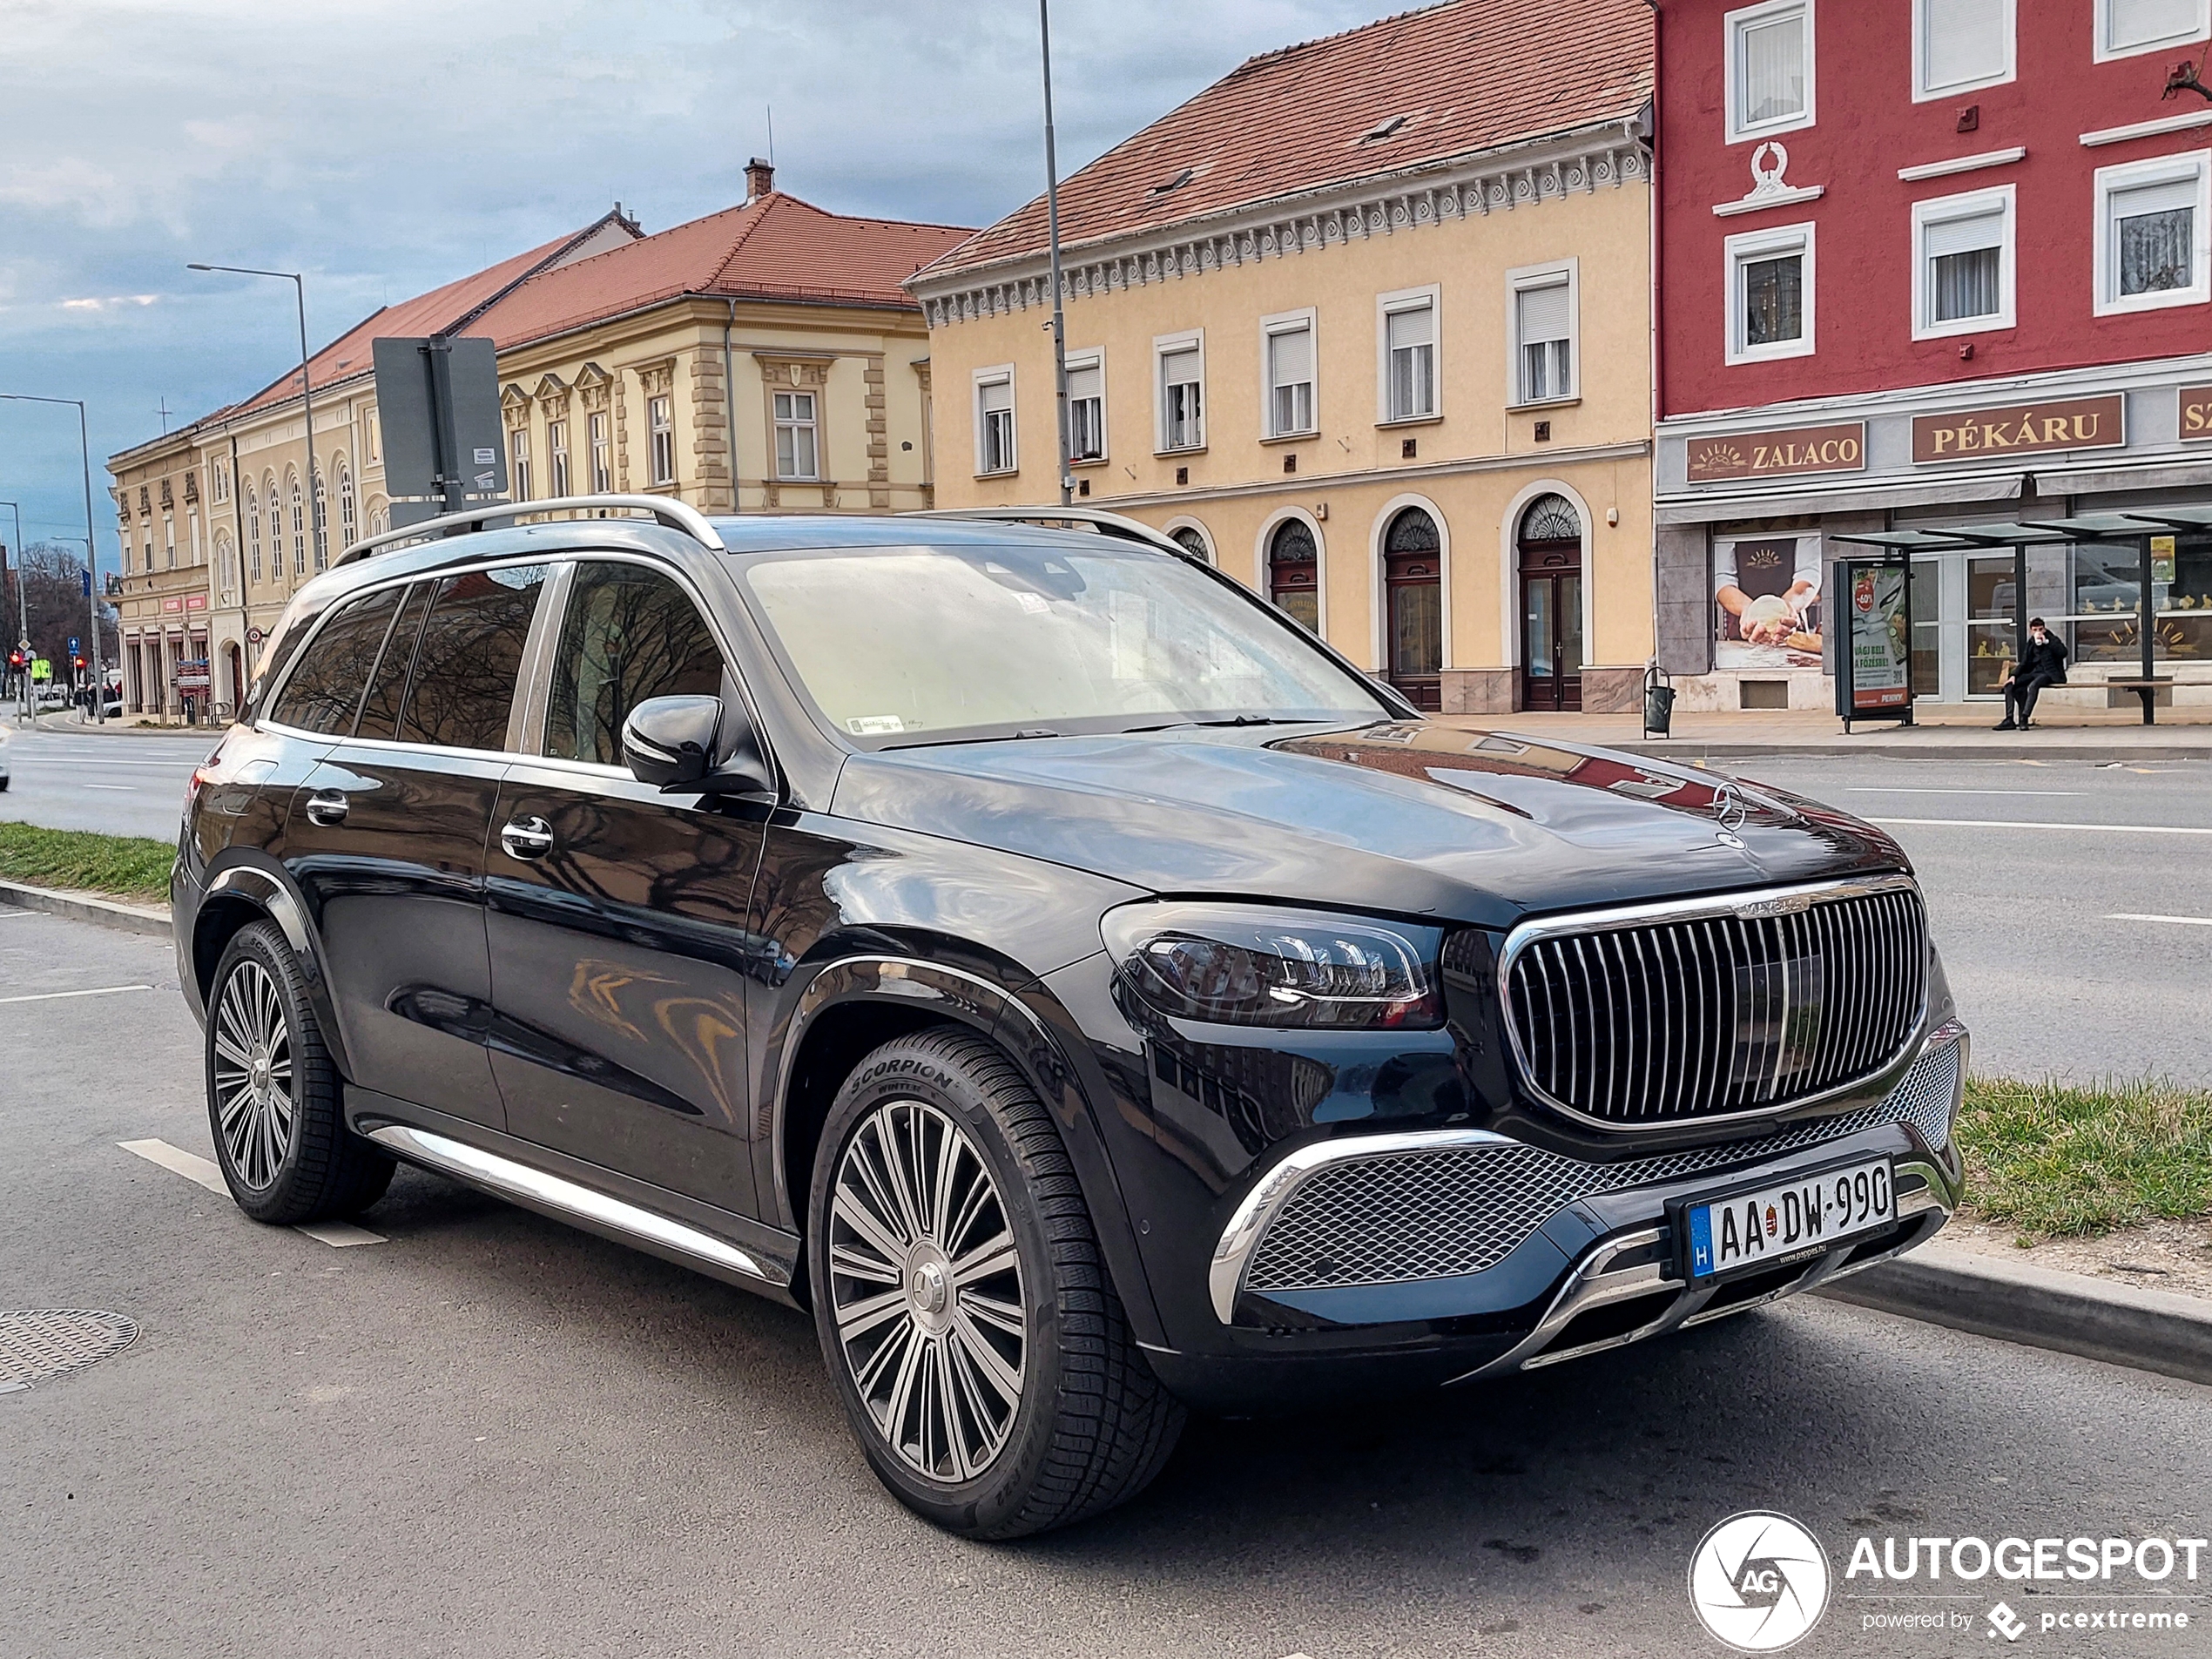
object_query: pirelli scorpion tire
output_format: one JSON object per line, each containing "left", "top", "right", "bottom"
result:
{"left": 205, "top": 920, "right": 395, "bottom": 1225}
{"left": 806, "top": 1026, "right": 1185, "bottom": 1539}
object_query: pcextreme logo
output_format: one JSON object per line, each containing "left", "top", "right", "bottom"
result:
{"left": 1689, "top": 1512, "right": 1832, "bottom": 1651}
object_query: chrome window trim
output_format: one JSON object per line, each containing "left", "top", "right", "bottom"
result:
{"left": 1495, "top": 873, "right": 1931, "bottom": 1135}
{"left": 1207, "top": 1127, "right": 1516, "bottom": 1323}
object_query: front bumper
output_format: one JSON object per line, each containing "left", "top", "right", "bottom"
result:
{"left": 1145, "top": 1022, "right": 1965, "bottom": 1411}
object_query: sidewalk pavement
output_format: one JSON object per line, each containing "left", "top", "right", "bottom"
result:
{"left": 1440, "top": 709, "right": 2212, "bottom": 759}
{"left": 28, "top": 712, "right": 213, "bottom": 738}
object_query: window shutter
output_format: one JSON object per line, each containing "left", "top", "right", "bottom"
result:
{"left": 1066, "top": 362, "right": 1101, "bottom": 402}
{"left": 1384, "top": 303, "right": 1433, "bottom": 353}
{"left": 1924, "top": 206, "right": 2005, "bottom": 258}
{"left": 1925, "top": 0, "right": 2006, "bottom": 89}
{"left": 2110, "top": 0, "right": 2201, "bottom": 50}
{"left": 1160, "top": 345, "right": 1200, "bottom": 386}
{"left": 1268, "top": 326, "right": 1312, "bottom": 388}
{"left": 1516, "top": 281, "right": 1572, "bottom": 347}
{"left": 980, "top": 377, "right": 1013, "bottom": 414}
{"left": 2112, "top": 173, "right": 2200, "bottom": 220}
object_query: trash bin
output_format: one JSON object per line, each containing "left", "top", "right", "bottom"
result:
{"left": 1643, "top": 663, "right": 1675, "bottom": 739}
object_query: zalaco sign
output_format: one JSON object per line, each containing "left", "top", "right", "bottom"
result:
{"left": 2182, "top": 385, "right": 2212, "bottom": 441}
{"left": 1686, "top": 421, "right": 1865, "bottom": 482}
{"left": 1912, "top": 395, "right": 2125, "bottom": 463}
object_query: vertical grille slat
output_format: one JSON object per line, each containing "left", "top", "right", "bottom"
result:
{"left": 1502, "top": 883, "right": 1926, "bottom": 1127}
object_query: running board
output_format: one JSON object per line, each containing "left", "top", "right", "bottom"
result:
{"left": 366, "top": 1123, "right": 785, "bottom": 1289}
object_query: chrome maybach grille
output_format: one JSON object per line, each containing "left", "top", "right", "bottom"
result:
{"left": 1501, "top": 879, "right": 1928, "bottom": 1128}
{"left": 1241, "top": 1033, "right": 1959, "bottom": 1296}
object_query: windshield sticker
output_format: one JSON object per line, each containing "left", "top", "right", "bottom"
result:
{"left": 846, "top": 714, "right": 907, "bottom": 735}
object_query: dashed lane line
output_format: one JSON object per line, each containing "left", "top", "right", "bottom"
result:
{"left": 0, "top": 983, "right": 153, "bottom": 1006}
{"left": 1870, "top": 818, "right": 2212, "bottom": 836}
{"left": 2107, "top": 913, "right": 2212, "bottom": 927}
{"left": 117, "top": 1138, "right": 387, "bottom": 1247}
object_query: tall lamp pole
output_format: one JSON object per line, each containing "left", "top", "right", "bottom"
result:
{"left": 187, "top": 264, "right": 323, "bottom": 570}
{"left": 1039, "top": 0, "right": 1073, "bottom": 508}
{"left": 0, "top": 501, "right": 25, "bottom": 717}
{"left": 0, "top": 392, "right": 108, "bottom": 723}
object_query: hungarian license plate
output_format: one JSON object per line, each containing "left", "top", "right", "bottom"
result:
{"left": 1684, "top": 1157, "right": 1894, "bottom": 1282}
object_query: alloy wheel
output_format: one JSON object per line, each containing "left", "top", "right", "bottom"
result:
{"left": 827, "top": 1097, "right": 1027, "bottom": 1486}
{"left": 210, "top": 959, "right": 295, "bottom": 1191}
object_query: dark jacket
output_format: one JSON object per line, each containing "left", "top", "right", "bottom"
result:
{"left": 2016, "top": 632, "right": 2068, "bottom": 684}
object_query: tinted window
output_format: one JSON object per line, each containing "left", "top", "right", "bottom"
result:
{"left": 544, "top": 563, "right": 724, "bottom": 765}
{"left": 266, "top": 585, "right": 404, "bottom": 736}
{"left": 397, "top": 565, "right": 547, "bottom": 751}
{"left": 352, "top": 582, "right": 433, "bottom": 741}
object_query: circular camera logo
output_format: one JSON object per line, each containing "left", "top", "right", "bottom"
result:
{"left": 1688, "top": 1511, "right": 1831, "bottom": 1652}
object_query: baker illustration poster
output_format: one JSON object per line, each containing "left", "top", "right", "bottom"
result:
{"left": 1714, "top": 533, "right": 1824, "bottom": 669}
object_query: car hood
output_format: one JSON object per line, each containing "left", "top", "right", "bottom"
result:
{"left": 828, "top": 721, "right": 1908, "bottom": 931}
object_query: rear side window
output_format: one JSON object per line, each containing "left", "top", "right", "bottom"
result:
{"left": 543, "top": 563, "right": 724, "bottom": 765}
{"left": 266, "top": 586, "right": 405, "bottom": 736}
{"left": 353, "top": 583, "right": 433, "bottom": 741}
{"left": 398, "top": 565, "right": 548, "bottom": 752}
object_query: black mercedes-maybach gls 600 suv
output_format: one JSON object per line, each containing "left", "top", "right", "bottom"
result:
{"left": 174, "top": 496, "right": 1965, "bottom": 1539}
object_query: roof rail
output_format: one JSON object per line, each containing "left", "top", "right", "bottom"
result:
{"left": 906, "top": 504, "right": 1197, "bottom": 560}
{"left": 336, "top": 494, "right": 726, "bottom": 566}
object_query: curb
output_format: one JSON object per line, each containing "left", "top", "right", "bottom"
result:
{"left": 1621, "top": 740, "right": 2212, "bottom": 761}
{"left": 1816, "top": 1243, "right": 2212, "bottom": 1389}
{"left": 0, "top": 879, "right": 172, "bottom": 939}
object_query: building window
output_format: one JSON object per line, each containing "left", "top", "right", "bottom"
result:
{"left": 164, "top": 514, "right": 175, "bottom": 570}
{"left": 1263, "top": 312, "right": 1316, "bottom": 437}
{"left": 288, "top": 475, "right": 305, "bottom": 575}
{"left": 210, "top": 460, "right": 228, "bottom": 503}
{"left": 246, "top": 488, "right": 262, "bottom": 582}
{"left": 1379, "top": 292, "right": 1437, "bottom": 422}
{"left": 1913, "top": 185, "right": 2014, "bottom": 335}
{"left": 338, "top": 464, "right": 357, "bottom": 549}
{"left": 589, "top": 411, "right": 612, "bottom": 492}
{"left": 2095, "top": 151, "right": 2210, "bottom": 314}
{"left": 974, "top": 371, "right": 1015, "bottom": 475}
{"left": 773, "top": 391, "right": 819, "bottom": 480}
{"left": 266, "top": 476, "right": 282, "bottom": 577}
{"left": 548, "top": 420, "right": 570, "bottom": 497}
{"left": 1266, "top": 517, "right": 1320, "bottom": 631}
{"left": 364, "top": 406, "right": 380, "bottom": 462}
{"left": 1156, "top": 334, "right": 1204, "bottom": 452}
{"left": 2094, "top": 0, "right": 2209, "bottom": 62}
{"left": 1724, "top": 221, "right": 1816, "bottom": 363}
{"left": 1066, "top": 354, "right": 1105, "bottom": 462}
{"left": 648, "top": 395, "right": 675, "bottom": 485}
{"left": 510, "top": 428, "right": 531, "bottom": 502}
{"left": 1914, "top": 0, "right": 2013, "bottom": 98}
{"left": 1725, "top": 0, "right": 1813, "bottom": 144}
{"left": 1508, "top": 263, "right": 1577, "bottom": 405}
{"left": 312, "top": 472, "right": 328, "bottom": 569}
{"left": 1168, "top": 523, "right": 1212, "bottom": 563}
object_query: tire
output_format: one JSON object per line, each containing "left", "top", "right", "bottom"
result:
{"left": 205, "top": 919, "right": 394, "bottom": 1224}
{"left": 806, "top": 1026, "right": 1184, "bottom": 1540}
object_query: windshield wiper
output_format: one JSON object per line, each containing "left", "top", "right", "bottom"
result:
{"left": 1119, "top": 715, "right": 1328, "bottom": 733}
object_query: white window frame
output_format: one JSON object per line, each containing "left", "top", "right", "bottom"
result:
{"left": 972, "top": 364, "right": 1017, "bottom": 477}
{"left": 1724, "top": 0, "right": 1816, "bottom": 145}
{"left": 1063, "top": 348, "right": 1106, "bottom": 463}
{"left": 1258, "top": 308, "right": 1318, "bottom": 440}
{"left": 1506, "top": 259, "right": 1580, "bottom": 408}
{"left": 1912, "top": 183, "right": 2017, "bottom": 339}
{"left": 1374, "top": 285, "right": 1441, "bottom": 425}
{"left": 547, "top": 419, "right": 570, "bottom": 498}
{"left": 588, "top": 410, "right": 612, "bottom": 492}
{"left": 773, "top": 390, "right": 820, "bottom": 481}
{"left": 1154, "top": 330, "right": 1206, "bottom": 455}
{"left": 2094, "top": 149, "right": 2212, "bottom": 315}
{"left": 2093, "top": 0, "right": 2209, "bottom": 63}
{"left": 648, "top": 394, "right": 675, "bottom": 485}
{"left": 1913, "top": 0, "right": 2015, "bottom": 101}
{"left": 1724, "top": 220, "right": 1817, "bottom": 364}
{"left": 509, "top": 427, "right": 531, "bottom": 502}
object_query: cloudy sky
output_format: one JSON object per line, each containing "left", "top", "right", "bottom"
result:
{"left": 1, "top": 0, "right": 1386, "bottom": 573}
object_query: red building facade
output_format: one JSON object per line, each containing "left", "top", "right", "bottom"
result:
{"left": 1652, "top": 0, "right": 2212, "bottom": 713}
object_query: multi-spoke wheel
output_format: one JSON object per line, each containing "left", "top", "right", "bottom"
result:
{"left": 204, "top": 920, "right": 394, "bottom": 1224}
{"left": 807, "top": 1026, "right": 1185, "bottom": 1540}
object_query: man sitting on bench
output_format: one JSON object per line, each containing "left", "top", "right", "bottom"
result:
{"left": 1996, "top": 617, "right": 2068, "bottom": 732}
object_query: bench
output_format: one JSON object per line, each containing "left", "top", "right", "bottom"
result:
{"left": 2103, "top": 677, "right": 2174, "bottom": 725}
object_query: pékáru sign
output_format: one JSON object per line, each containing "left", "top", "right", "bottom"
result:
{"left": 1685, "top": 421, "right": 1865, "bottom": 483}
{"left": 1911, "top": 395, "right": 2125, "bottom": 463}
{"left": 2181, "top": 385, "right": 2212, "bottom": 441}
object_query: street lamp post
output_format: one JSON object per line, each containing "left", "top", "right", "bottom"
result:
{"left": 187, "top": 264, "right": 323, "bottom": 570}
{"left": 0, "top": 501, "right": 25, "bottom": 718}
{"left": 1039, "top": 0, "right": 1073, "bottom": 509}
{"left": 0, "top": 392, "right": 108, "bottom": 723}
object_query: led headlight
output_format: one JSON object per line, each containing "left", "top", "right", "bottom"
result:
{"left": 1102, "top": 902, "right": 1444, "bottom": 1030}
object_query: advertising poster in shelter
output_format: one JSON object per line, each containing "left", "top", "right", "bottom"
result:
{"left": 1847, "top": 565, "right": 1910, "bottom": 711}
{"left": 1713, "top": 534, "right": 1823, "bottom": 669}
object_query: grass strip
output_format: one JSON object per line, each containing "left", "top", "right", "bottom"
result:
{"left": 0, "top": 820, "right": 174, "bottom": 902}
{"left": 1956, "top": 1074, "right": 2212, "bottom": 1244}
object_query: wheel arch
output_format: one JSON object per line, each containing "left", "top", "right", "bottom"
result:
{"left": 191, "top": 861, "right": 351, "bottom": 1077}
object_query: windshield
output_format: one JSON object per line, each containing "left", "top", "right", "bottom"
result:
{"left": 738, "top": 541, "right": 1390, "bottom": 746}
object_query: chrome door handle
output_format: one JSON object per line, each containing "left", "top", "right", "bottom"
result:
{"left": 500, "top": 816, "right": 556, "bottom": 860}
{"left": 304, "top": 790, "right": 348, "bottom": 826}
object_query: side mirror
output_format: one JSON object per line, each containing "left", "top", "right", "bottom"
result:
{"left": 620, "top": 694, "right": 775, "bottom": 798}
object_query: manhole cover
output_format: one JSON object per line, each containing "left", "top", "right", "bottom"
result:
{"left": 0, "top": 1310, "right": 138, "bottom": 1393}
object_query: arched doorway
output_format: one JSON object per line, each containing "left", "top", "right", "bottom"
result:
{"left": 1381, "top": 506, "right": 1443, "bottom": 711}
{"left": 1517, "top": 493, "right": 1583, "bottom": 711}
{"left": 225, "top": 643, "right": 246, "bottom": 718}
{"left": 1267, "top": 517, "right": 1319, "bottom": 631}
{"left": 1168, "top": 523, "right": 1211, "bottom": 563}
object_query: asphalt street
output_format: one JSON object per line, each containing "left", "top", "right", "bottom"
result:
{"left": 0, "top": 724, "right": 207, "bottom": 840}
{"left": 3, "top": 906, "right": 2210, "bottom": 1658}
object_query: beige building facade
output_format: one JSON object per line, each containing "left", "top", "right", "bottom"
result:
{"left": 912, "top": 0, "right": 1657, "bottom": 713}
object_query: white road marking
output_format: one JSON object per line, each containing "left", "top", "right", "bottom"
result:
{"left": 2107, "top": 913, "right": 2212, "bottom": 927}
{"left": 118, "top": 1139, "right": 388, "bottom": 1247}
{"left": 80, "top": 783, "right": 135, "bottom": 791}
{"left": 0, "top": 982, "right": 153, "bottom": 1005}
{"left": 1845, "top": 786, "right": 2084, "bottom": 795}
{"left": 1870, "top": 817, "right": 2212, "bottom": 836}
